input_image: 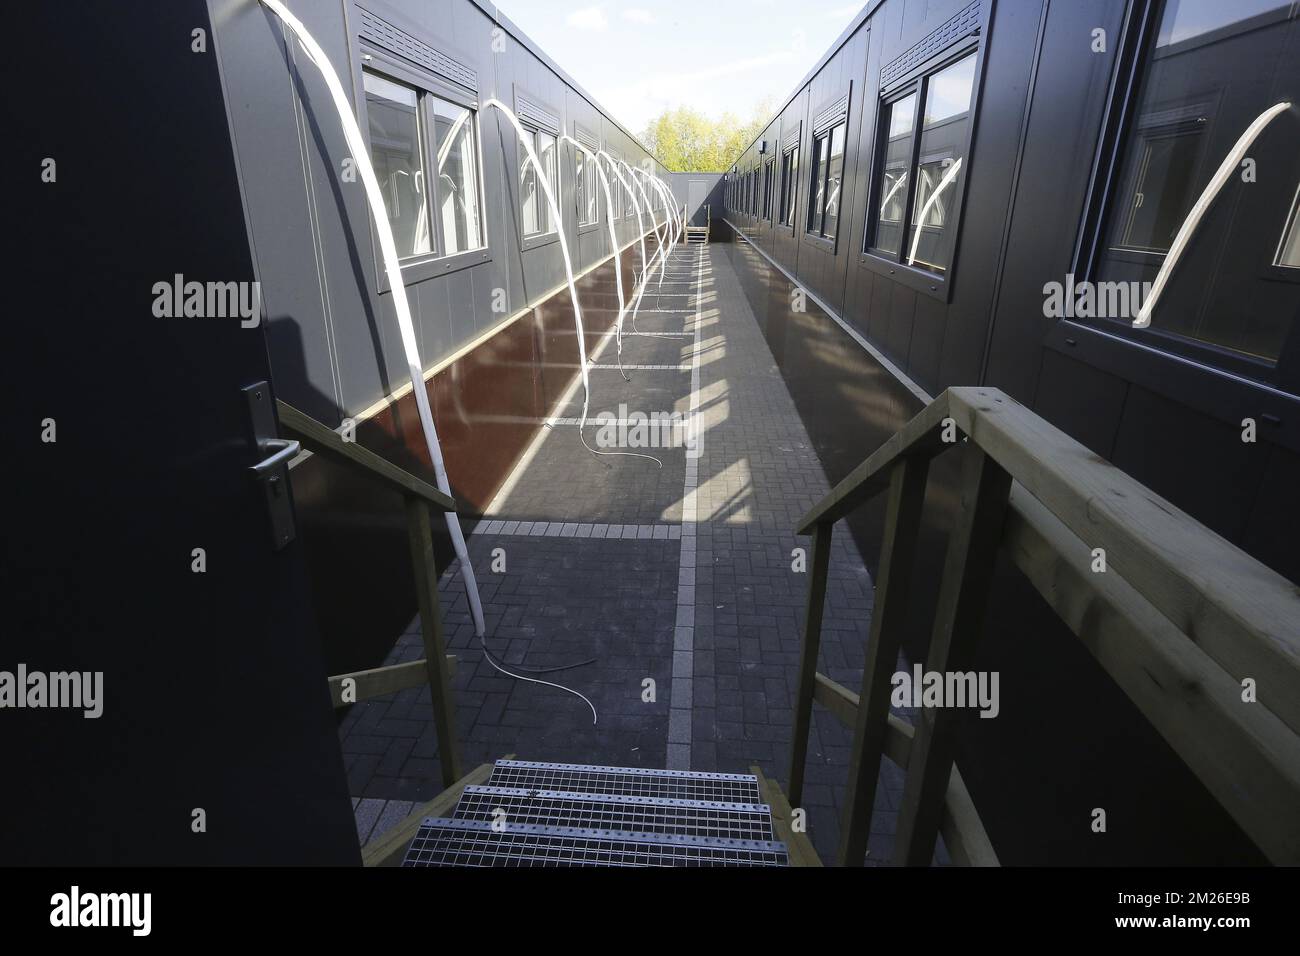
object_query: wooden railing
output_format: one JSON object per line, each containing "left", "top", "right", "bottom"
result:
{"left": 789, "top": 386, "right": 1300, "bottom": 866}
{"left": 277, "top": 400, "right": 462, "bottom": 787}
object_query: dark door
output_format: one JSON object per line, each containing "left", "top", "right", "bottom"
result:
{"left": 3, "top": 1, "right": 360, "bottom": 864}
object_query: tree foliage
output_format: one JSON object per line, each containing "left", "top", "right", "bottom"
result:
{"left": 641, "top": 99, "right": 775, "bottom": 172}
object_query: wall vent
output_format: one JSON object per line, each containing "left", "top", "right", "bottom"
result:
{"left": 880, "top": 0, "right": 981, "bottom": 89}
{"left": 357, "top": 6, "right": 477, "bottom": 92}
{"left": 515, "top": 89, "right": 560, "bottom": 134}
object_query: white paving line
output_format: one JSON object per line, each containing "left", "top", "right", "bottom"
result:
{"left": 590, "top": 364, "right": 692, "bottom": 370}
{"left": 668, "top": 241, "right": 706, "bottom": 771}
{"left": 473, "top": 520, "right": 682, "bottom": 540}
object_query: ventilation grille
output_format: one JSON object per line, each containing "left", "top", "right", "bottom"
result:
{"left": 880, "top": 0, "right": 981, "bottom": 89}
{"left": 358, "top": 6, "right": 477, "bottom": 92}
{"left": 515, "top": 90, "right": 560, "bottom": 134}
{"left": 574, "top": 123, "right": 600, "bottom": 151}
{"left": 404, "top": 818, "right": 790, "bottom": 867}
{"left": 813, "top": 90, "right": 850, "bottom": 134}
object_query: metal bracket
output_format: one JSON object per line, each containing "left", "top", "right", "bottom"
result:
{"left": 243, "top": 381, "right": 297, "bottom": 551}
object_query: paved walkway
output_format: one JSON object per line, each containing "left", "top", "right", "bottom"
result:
{"left": 339, "top": 241, "right": 911, "bottom": 864}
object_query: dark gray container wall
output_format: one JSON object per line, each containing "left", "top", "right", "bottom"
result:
{"left": 209, "top": 0, "right": 669, "bottom": 427}
{"left": 722, "top": 0, "right": 1291, "bottom": 864}
{"left": 667, "top": 172, "right": 725, "bottom": 229}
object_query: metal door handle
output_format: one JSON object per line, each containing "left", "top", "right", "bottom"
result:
{"left": 249, "top": 438, "right": 301, "bottom": 476}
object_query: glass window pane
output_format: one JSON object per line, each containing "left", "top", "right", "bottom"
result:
{"left": 808, "top": 133, "right": 827, "bottom": 232}
{"left": 585, "top": 156, "right": 599, "bottom": 224}
{"left": 1097, "top": 0, "right": 1299, "bottom": 364}
{"left": 823, "top": 124, "right": 845, "bottom": 239}
{"left": 431, "top": 97, "right": 483, "bottom": 255}
{"left": 1277, "top": 186, "right": 1300, "bottom": 267}
{"left": 872, "top": 92, "right": 916, "bottom": 256}
{"left": 790, "top": 149, "right": 799, "bottom": 225}
{"left": 364, "top": 71, "right": 432, "bottom": 258}
{"left": 906, "top": 54, "right": 975, "bottom": 274}
{"left": 520, "top": 138, "right": 542, "bottom": 237}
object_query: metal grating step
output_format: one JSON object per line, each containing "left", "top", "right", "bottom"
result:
{"left": 453, "top": 785, "right": 777, "bottom": 841}
{"left": 486, "top": 760, "right": 762, "bottom": 803}
{"left": 402, "top": 817, "right": 789, "bottom": 867}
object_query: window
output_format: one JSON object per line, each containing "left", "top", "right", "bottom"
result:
{"left": 576, "top": 146, "right": 599, "bottom": 226}
{"left": 520, "top": 129, "right": 557, "bottom": 238}
{"left": 363, "top": 65, "right": 487, "bottom": 264}
{"left": 364, "top": 72, "right": 432, "bottom": 258}
{"left": 1277, "top": 184, "right": 1300, "bottom": 269}
{"left": 762, "top": 159, "right": 776, "bottom": 221}
{"left": 430, "top": 98, "right": 484, "bottom": 255}
{"left": 1085, "top": 0, "right": 1299, "bottom": 374}
{"left": 866, "top": 52, "right": 976, "bottom": 276}
{"left": 779, "top": 145, "right": 799, "bottom": 227}
{"left": 807, "top": 121, "right": 846, "bottom": 240}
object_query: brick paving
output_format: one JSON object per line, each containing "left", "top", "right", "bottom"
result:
{"left": 338, "top": 242, "right": 917, "bottom": 864}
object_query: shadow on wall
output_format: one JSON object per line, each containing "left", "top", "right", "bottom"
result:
{"left": 716, "top": 223, "right": 1266, "bottom": 866}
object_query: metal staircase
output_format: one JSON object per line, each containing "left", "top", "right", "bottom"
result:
{"left": 401, "top": 760, "right": 790, "bottom": 866}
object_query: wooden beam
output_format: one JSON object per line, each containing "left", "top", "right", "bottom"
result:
{"left": 1003, "top": 487, "right": 1300, "bottom": 863}
{"left": 405, "top": 495, "right": 461, "bottom": 787}
{"left": 328, "top": 655, "right": 457, "bottom": 708}
{"left": 814, "top": 672, "right": 913, "bottom": 768}
{"left": 947, "top": 387, "right": 1300, "bottom": 736}
{"left": 276, "top": 399, "right": 455, "bottom": 513}
{"left": 751, "top": 765, "right": 823, "bottom": 866}
{"left": 796, "top": 390, "right": 951, "bottom": 534}
{"left": 813, "top": 672, "right": 998, "bottom": 866}
{"left": 787, "top": 522, "right": 834, "bottom": 808}
{"left": 361, "top": 758, "right": 509, "bottom": 867}
{"left": 838, "top": 455, "right": 930, "bottom": 865}
{"left": 893, "top": 448, "right": 1011, "bottom": 866}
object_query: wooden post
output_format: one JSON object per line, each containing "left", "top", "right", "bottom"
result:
{"left": 893, "top": 448, "right": 1011, "bottom": 865}
{"left": 787, "top": 521, "right": 834, "bottom": 808}
{"left": 838, "top": 455, "right": 930, "bottom": 865}
{"left": 404, "top": 494, "right": 462, "bottom": 787}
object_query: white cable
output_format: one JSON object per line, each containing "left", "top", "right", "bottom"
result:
{"left": 1134, "top": 101, "right": 1292, "bottom": 328}
{"left": 906, "top": 157, "right": 962, "bottom": 268}
{"left": 259, "top": 0, "right": 486, "bottom": 637}
{"left": 560, "top": 139, "right": 662, "bottom": 467}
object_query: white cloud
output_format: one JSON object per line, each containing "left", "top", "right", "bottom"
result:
{"left": 623, "top": 7, "right": 654, "bottom": 24}
{"left": 826, "top": 4, "right": 861, "bottom": 17}
{"left": 567, "top": 5, "right": 609, "bottom": 31}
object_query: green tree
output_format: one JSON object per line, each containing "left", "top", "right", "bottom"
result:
{"left": 641, "top": 99, "right": 775, "bottom": 172}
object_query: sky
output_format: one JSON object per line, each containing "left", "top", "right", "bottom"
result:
{"left": 486, "top": 0, "right": 867, "bottom": 137}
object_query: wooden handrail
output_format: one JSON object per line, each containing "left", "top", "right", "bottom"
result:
{"left": 788, "top": 385, "right": 1300, "bottom": 865}
{"left": 276, "top": 399, "right": 455, "bottom": 512}
{"left": 274, "top": 397, "right": 463, "bottom": 791}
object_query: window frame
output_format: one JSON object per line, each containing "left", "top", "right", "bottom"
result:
{"left": 573, "top": 135, "right": 602, "bottom": 234}
{"left": 859, "top": 36, "right": 983, "bottom": 301}
{"left": 762, "top": 157, "right": 776, "bottom": 222}
{"left": 779, "top": 134, "right": 800, "bottom": 232}
{"left": 518, "top": 125, "right": 560, "bottom": 252}
{"left": 1060, "top": 0, "right": 1300, "bottom": 406}
{"left": 357, "top": 43, "right": 491, "bottom": 291}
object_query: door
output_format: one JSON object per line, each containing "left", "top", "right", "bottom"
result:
{"left": 3, "top": 1, "right": 360, "bottom": 865}
{"left": 688, "top": 179, "right": 710, "bottom": 226}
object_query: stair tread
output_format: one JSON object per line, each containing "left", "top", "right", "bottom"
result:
{"left": 453, "top": 785, "right": 777, "bottom": 841}
{"left": 402, "top": 816, "right": 790, "bottom": 867}
{"left": 487, "top": 759, "right": 762, "bottom": 803}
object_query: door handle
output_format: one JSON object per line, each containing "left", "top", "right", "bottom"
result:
{"left": 249, "top": 437, "right": 301, "bottom": 476}
{"left": 244, "top": 381, "right": 297, "bottom": 550}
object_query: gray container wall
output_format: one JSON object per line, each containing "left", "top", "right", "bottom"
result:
{"left": 209, "top": 0, "right": 669, "bottom": 428}
{"left": 667, "top": 172, "right": 725, "bottom": 227}
{"left": 721, "top": 0, "right": 1295, "bottom": 864}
